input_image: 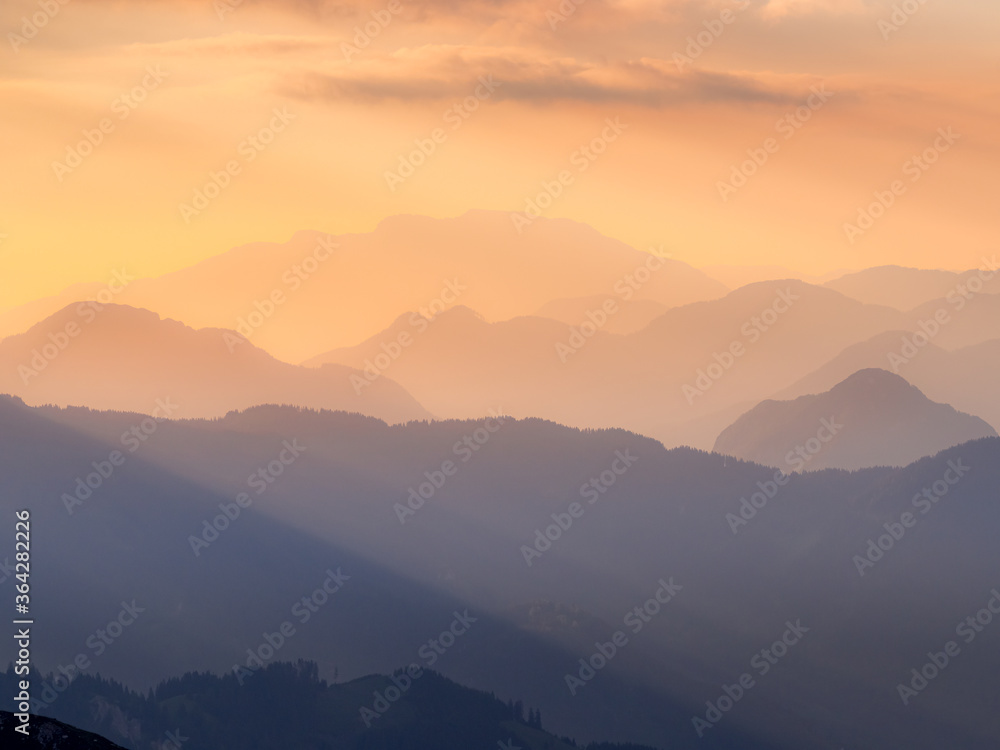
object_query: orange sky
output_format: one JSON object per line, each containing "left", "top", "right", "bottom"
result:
{"left": 1, "top": 0, "right": 998, "bottom": 309}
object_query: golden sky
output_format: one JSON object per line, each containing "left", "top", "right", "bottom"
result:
{"left": 1, "top": 0, "right": 998, "bottom": 309}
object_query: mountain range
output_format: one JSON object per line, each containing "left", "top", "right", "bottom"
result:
{"left": 714, "top": 368, "right": 997, "bottom": 470}
{"left": 2, "top": 395, "right": 998, "bottom": 749}
{"left": 0, "top": 304, "right": 429, "bottom": 423}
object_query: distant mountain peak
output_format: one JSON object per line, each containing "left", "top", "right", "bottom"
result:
{"left": 715, "top": 368, "right": 996, "bottom": 471}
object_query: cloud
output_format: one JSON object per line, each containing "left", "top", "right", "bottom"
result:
{"left": 275, "top": 44, "right": 833, "bottom": 107}
{"left": 759, "top": 0, "right": 873, "bottom": 18}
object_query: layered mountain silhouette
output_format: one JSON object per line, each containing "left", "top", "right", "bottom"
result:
{"left": 823, "top": 263, "right": 1000, "bottom": 310}
{"left": 0, "top": 304, "right": 430, "bottom": 422}
{"left": 0, "top": 663, "right": 658, "bottom": 750}
{"left": 306, "top": 282, "right": 912, "bottom": 446}
{"left": 534, "top": 296, "right": 670, "bottom": 335}
{"left": 777, "top": 332, "right": 1000, "bottom": 431}
{"left": 2, "top": 396, "right": 999, "bottom": 749}
{"left": 714, "top": 368, "right": 996, "bottom": 470}
{"left": 0, "top": 711, "right": 126, "bottom": 749}
{"left": 0, "top": 212, "right": 727, "bottom": 363}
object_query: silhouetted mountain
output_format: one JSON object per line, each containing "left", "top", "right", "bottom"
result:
{"left": 0, "top": 662, "right": 622, "bottom": 750}
{"left": 824, "top": 264, "right": 1000, "bottom": 310}
{"left": 700, "top": 265, "right": 846, "bottom": 289}
{"left": 2, "top": 397, "right": 999, "bottom": 749}
{"left": 776, "top": 333, "right": 1000, "bottom": 431}
{"left": 0, "top": 710, "right": 126, "bottom": 748}
{"left": 306, "top": 281, "right": 910, "bottom": 446}
{"left": 0, "top": 304, "right": 430, "bottom": 422}
{"left": 0, "top": 212, "right": 726, "bottom": 362}
{"left": 533, "top": 297, "right": 669, "bottom": 335}
{"left": 906, "top": 291, "right": 1000, "bottom": 349}
{"left": 715, "top": 368, "right": 996, "bottom": 470}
